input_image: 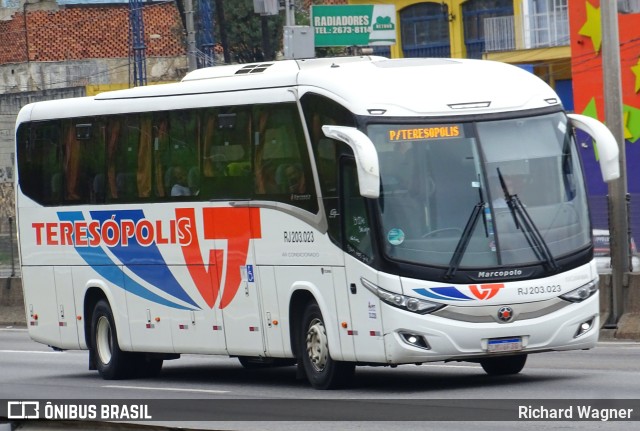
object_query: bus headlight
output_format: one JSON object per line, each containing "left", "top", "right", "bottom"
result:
{"left": 360, "top": 277, "right": 444, "bottom": 314}
{"left": 560, "top": 279, "right": 598, "bottom": 303}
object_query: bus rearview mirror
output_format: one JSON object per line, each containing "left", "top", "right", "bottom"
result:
{"left": 568, "top": 113, "right": 620, "bottom": 183}
{"left": 321, "top": 125, "right": 380, "bottom": 199}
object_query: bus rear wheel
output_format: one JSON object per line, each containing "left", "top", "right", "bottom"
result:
{"left": 91, "top": 299, "right": 133, "bottom": 380}
{"left": 300, "top": 301, "right": 354, "bottom": 389}
{"left": 480, "top": 354, "right": 527, "bottom": 376}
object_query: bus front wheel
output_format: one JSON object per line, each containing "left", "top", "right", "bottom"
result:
{"left": 300, "top": 301, "right": 354, "bottom": 389}
{"left": 480, "top": 354, "right": 527, "bottom": 376}
{"left": 91, "top": 299, "right": 133, "bottom": 380}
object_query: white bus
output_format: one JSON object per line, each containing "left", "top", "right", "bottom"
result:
{"left": 15, "top": 56, "right": 619, "bottom": 389}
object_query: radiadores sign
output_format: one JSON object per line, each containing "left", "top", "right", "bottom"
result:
{"left": 311, "top": 4, "right": 396, "bottom": 47}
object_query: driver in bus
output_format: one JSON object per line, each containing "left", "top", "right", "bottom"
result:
{"left": 491, "top": 175, "right": 518, "bottom": 208}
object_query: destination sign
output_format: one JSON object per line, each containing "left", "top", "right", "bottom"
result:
{"left": 388, "top": 125, "right": 462, "bottom": 141}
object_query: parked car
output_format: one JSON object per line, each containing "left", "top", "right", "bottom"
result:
{"left": 593, "top": 229, "right": 640, "bottom": 274}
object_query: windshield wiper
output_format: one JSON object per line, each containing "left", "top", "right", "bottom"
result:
{"left": 444, "top": 201, "right": 485, "bottom": 279}
{"left": 497, "top": 168, "right": 558, "bottom": 271}
{"left": 445, "top": 179, "right": 488, "bottom": 279}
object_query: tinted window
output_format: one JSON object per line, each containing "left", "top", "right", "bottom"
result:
{"left": 300, "top": 93, "right": 356, "bottom": 243}
{"left": 254, "top": 103, "right": 317, "bottom": 213}
{"left": 17, "top": 121, "right": 63, "bottom": 206}
{"left": 18, "top": 102, "right": 318, "bottom": 215}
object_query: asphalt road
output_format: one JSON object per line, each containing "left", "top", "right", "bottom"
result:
{"left": 1, "top": 327, "right": 639, "bottom": 431}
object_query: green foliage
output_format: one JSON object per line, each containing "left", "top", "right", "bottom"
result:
{"left": 214, "top": 0, "right": 349, "bottom": 62}
{"left": 217, "top": 0, "right": 284, "bottom": 62}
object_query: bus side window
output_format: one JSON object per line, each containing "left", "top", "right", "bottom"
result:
{"left": 62, "top": 119, "right": 106, "bottom": 205}
{"left": 166, "top": 111, "right": 197, "bottom": 198}
{"left": 106, "top": 115, "right": 142, "bottom": 201}
{"left": 17, "top": 121, "right": 63, "bottom": 206}
{"left": 342, "top": 160, "right": 373, "bottom": 264}
{"left": 200, "top": 108, "right": 252, "bottom": 200}
{"left": 254, "top": 103, "right": 317, "bottom": 213}
{"left": 300, "top": 92, "right": 356, "bottom": 244}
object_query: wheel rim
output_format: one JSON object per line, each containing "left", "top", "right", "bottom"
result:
{"left": 306, "top": 318, "right": 328, "bottom": 372}
{"left": 96, "top": 315, "right": 113, "bottom": 365}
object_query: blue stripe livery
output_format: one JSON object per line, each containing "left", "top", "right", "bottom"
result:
{"left": 413, "top": 286, "right": 473, "bottom": 301}
{"left": 58, "top": 210, "right": 198, "bottom": 310}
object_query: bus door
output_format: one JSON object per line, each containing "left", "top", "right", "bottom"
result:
{"left": 169, "top": 263, "right": 226, "bottom": 355}
{"left": 341, "top": 160, "right": 387, "bottom": 362}
{"left": 162, "top": 206, "right": 260, "bottom": 356}
{"left": 53, "top": 266, "right": 81, "bottom": 349}
{"left": 124, "top": 264, "right": 176, "bottom": 353}
{"left": 217, "top": 207, "right": 266, "bottom": 356}
{"left": 145, "top": 206, "right": 225, "bottom": 355}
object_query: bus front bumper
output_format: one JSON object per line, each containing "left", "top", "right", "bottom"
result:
{"left": 381, "top": 293, "right": 599, "bottom": 364}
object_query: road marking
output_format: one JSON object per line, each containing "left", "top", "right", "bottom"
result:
{"left": 422, "top": 364, "right": 479, "bottom": 370}
{"left": 598, "top": 341, "right": 640, "bottom": 347}
{"left": 0, "top": 349, "right": 67, "bottom": 354}
{"left": 104, "top": 384, "right": 229, "bottom": 394}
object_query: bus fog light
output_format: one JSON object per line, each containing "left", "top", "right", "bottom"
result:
{"left": 574, "top": 317, "right": 595, "bottom": 338}
{"left": 399, "top": 332, "right": 430, "bottom": 350}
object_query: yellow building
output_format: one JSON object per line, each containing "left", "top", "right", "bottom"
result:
{"left": 347, "top": 0, "right": 572, "bottom": 107}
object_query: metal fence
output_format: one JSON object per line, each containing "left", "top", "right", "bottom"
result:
{"left": 0, "top": 216, "right": 19, "bottom": 278}
{"left": 484, "top": 8, "right": 569, "bottom": 54}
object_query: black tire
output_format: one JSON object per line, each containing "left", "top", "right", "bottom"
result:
{"left": 91, "top": 299, "right": 134, "bottom": 380}
{"left": 300, "top": 301, "right": 355, "bottom": 389}
{"left": 480, "top": 354, "right": 527, "bottom": 376}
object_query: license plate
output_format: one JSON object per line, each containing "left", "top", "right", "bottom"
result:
{"left": 487, "top": 337, "right": 522, "bottom": 353}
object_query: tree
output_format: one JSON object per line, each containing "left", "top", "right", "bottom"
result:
{"left": 215, "top": 0, "right": 283, "bottom": 63}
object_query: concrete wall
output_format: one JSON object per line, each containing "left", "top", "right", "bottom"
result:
{"left": 612, "top": 274, "right": 640, "bottom": 339}
{"left": 0, "top": 57, "right": 187, "bottom": 95}
{"left": 0, "top": 277, "right": 24, "bottom": 326}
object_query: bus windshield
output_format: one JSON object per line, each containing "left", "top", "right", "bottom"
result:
{"left": 369, "top": 111, "right": 591, "bottom": 269}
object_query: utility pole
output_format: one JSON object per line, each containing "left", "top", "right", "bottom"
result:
{"left": 601, "top": 0, "right": 629, "bottom": 327}
{"left": 129, "top": 0, "right": 147, "bottom": 86}
{"left": 215, "top": 0, "right": 230, "bottom": 64}
{"left": 261, "top": 15, "right": 272, "bottom": 60}
{"left": 285, "top": 0, "right": 294, "bottom": 26}
{"left": 184, "top": 0, "right": 198, "bottom": 71}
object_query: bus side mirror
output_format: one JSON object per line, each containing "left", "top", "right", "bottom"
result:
{"left": 322, "top": 125, "right": 380, "bottom": 199}
{"left": 568, "top": 113, "right": 620, "bottom": 182}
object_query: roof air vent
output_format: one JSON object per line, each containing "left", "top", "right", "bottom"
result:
{"left": 235, "top": 63, "right": 275, "bottom": 75}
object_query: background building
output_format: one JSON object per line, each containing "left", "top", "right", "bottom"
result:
{"left": 0, "top": 0, "right": 187, "bottom": 275}
{"left": 569, "top": 0, "right": 640, "bottom": 240}
{"left": 344, "top": 0, "right": 572, "bottom": 107}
